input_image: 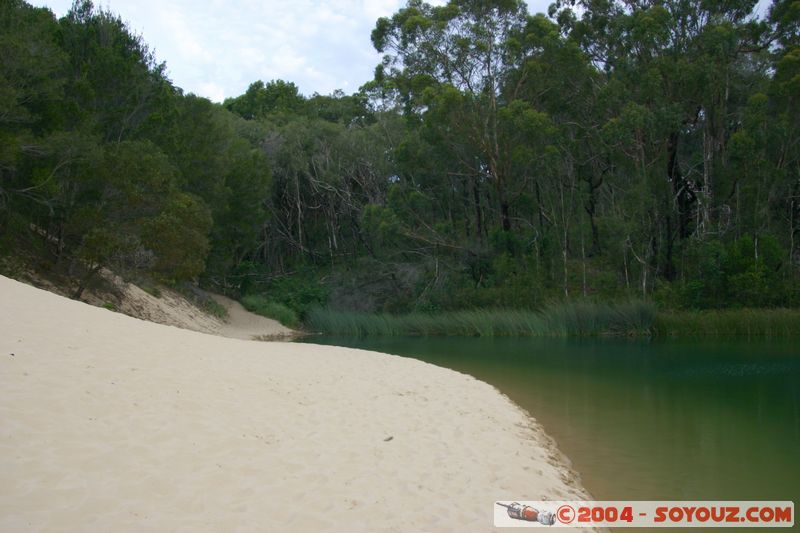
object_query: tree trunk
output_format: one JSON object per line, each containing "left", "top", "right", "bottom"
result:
{"left": 72, "top": 264, "right": 102, "bottom": 300}
{"left": 500, "top": 199, "right": 511, "bottom": 232}
{"left": 667, "top": 131, "right": 693, "bottom": 240}
{"left": 584, "top": 191, "right": 601, "bottom": 256}
{"left": 472, "top": 177, "right": 483, "bottom": 241}
{"left": 294, "top": 171, "right": 303, "bottom": 254}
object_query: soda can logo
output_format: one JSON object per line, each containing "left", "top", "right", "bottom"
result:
{"left": 496, "top": 502, "right": 556, "bottom": 526}
{"left": 494, "top": 501, "right": 794, "bottom": 528}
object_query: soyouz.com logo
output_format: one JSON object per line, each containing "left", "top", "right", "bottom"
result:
{"left": 493, "top": 501, "right": 794, "bottom": 528}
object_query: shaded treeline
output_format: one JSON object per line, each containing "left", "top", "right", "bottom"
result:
{"left": 1, "top": 0, "right": 798, "bottom": 315}
{"left": 0, "top": 0, "right": 269, "bottom": 298}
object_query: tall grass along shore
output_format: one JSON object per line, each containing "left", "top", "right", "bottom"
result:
{"left": 306, "top": 302, "right": 656, "bottom": 337}
{"left": 306, "top": 303, "right": 800, "bottom": 338}
{"left": 654, "top": 309, "right": 800, "bottom": 338}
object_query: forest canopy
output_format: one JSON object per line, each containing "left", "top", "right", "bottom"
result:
{"left": 1, "top": 0, "right": 798, "bottom": 313}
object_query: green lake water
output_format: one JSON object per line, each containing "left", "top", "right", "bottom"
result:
{"left": 300, "top": 336, "right": 800, "bottom": 504}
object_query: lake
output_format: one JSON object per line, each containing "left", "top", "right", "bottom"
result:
{"left": 300, "top": 336, "right": 800, "bottom": 504}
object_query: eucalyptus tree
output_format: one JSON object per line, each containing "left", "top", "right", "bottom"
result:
{"left": 551, "top": 0, "right": 771, "bottom": 282}
{"left": 765, "top": 0, "right": 800, "bottom": 264}
{"left": 372, "top": 0, "right": 533, "bottom": 232}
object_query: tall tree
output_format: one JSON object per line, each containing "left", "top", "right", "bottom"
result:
{"left": 372, "top": 0, "right": 531, "bottom": 232}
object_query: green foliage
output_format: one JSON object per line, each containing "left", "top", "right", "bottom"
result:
{"left": 171, "top": 282, "right": 228, "bottom": 319}
{"left": 670, "top": 235, "right": 793, "bottom": 308}
{"left": 142, "top": 285, "right": 161, "bottom": 298}
{"left": 362, "top": 204, "right": 401, "bottom": 251}
{"left": 654, "top": 309, "right": 800, "bottom": 337}
{"left": 224, "top": 79, "right": 305, "bottom": 121}
{"left": 59, "top": 0, "right": 173, "bottom": 142}
{"left": 203, "top": 299, "right": 228, "bottom": 319}
{"left": 257, "top": 275, "right": 328, "bottom": 319}
{"left": 240, "top": 295, "right": 299, "bottom": 329}
{"left": 140, "top": 192, "right": 212, "bottom": 280}
{"left": 306, "top": 301, "right": 655, "bottom": 337}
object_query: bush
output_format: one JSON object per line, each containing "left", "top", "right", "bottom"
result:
{"left": 204, "top": 299, "right": 228, "bottom": 319}
{"left": 260, "top": 275, "right": 328, "bottom": 319}
{"left": 172, "top": 282, "right": 228, "bottom": 319}
{"left": 241, "top": 295, "right": 299, "bottom": 328}
{"left": 673, "top": 235, "right": 792, "bottom": 308}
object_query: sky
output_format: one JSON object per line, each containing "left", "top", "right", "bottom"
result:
{"left": 28, "top": 0, "right": 552, "bottom": 102}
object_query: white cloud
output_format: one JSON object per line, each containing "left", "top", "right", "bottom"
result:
{"left": 197, "top": 82, "right": 226, "bottom": 102}
{"left": 362, "top": 0, "right": 403, "bottom": 21}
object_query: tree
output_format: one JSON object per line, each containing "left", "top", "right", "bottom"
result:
{"left": 59, "top": 0, "right": 174, "bottom": 143}
{"left": 551, "top": 0, "right": 771, "bottom": 281}
{"left": 372, "top": 0, "right": 531, "bottom": 232}
{"left": 0, "top": 0, "right": 67, "bottom": 236}
{"left": 224, "top": 79, "right": 305, "bottom": 121}
{"left": 65, "top": 141, "right": 212, "bottom": 297}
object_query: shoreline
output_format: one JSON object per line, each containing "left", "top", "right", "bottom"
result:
{"left": 0, "top": 275, "right": 591, "bottom": 530}
{"left": 305, "top": 306, "right": 800, "bottom": 338}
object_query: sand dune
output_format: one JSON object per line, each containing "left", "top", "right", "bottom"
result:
{"left": 0, "top": 275, "right": 590, "bottom": 531}
{"left": 209, "top": 294, "right": 294, "bottom": 340}
{"left": 17, "top": 268, "right": 292, "bottom": 340}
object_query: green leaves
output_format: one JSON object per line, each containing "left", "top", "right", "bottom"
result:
{"left": 141, "top": 193, "right": 212, "bottom": 280}
{"left": 362, "top": 204, "right": 402, "bottom": 251}
{"left": 59, "top": 0, "right": 172, "bottom": 142}
{"left": 224, "top": 80, "right": 305, "bottom": 121}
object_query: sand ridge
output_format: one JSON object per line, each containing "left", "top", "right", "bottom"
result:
{"left": 15, "top": 269, "right": 293, "bottom": 340}
{"left": 0, "top": 275, "right": 591, "bottom": 531}
{"left": 209, "top": 294, "right": 294, "bottom": 340}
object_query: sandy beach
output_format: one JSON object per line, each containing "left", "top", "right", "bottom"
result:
{"left": 0, "top": 275, "right": 589, "bottom": 531}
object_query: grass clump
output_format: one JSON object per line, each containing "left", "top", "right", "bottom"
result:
{"left": 654, "top": 308, "right": 800, "bottom": 338}
{"left": 142, "top": 285, "right": 162, "bottom": 298}
{"left": 241, "top": 294, "right": 300, "bottom": 329}
{"left": 305, "top": 301, "right": 656, "bottom": 338}
{"left": 203, "top": 298, "right": 228, "bottom": 319}
{"left": 170, "top": 281, "right": 229, "bottom": 319}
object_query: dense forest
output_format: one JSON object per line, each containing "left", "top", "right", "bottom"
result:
{"left": 1, "top": 0, "right": 799, "bottom": 325}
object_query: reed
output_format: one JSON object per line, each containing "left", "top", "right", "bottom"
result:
{"left": 305, "top": 301, "right": 656, "bottom": 337}
{"left": 653, "top": 308, "right": 800, "bottom": 338}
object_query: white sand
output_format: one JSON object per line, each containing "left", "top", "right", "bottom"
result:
{"left": 210, "top": 294, "right": 294, "bottom": 340}
{"left": 19, "top": 269, "right": 292, "bottom": 340}
{"left": 0, "top": 275, "right": 590, "bottom": 531}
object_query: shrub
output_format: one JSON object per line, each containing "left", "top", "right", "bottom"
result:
{"left": 260, "top": 275, "right": 328, "bottom": 319}
{"left": 241, "top": 295, "right": 299, "bottom": 328}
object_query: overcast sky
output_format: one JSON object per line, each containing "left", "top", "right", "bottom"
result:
{"left": 30, "top": 0, "right": 554, "bottom": 102}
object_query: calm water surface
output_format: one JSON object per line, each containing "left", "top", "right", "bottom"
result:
{"left": 300, "top": 336, "right": 800, "bottom": 503}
